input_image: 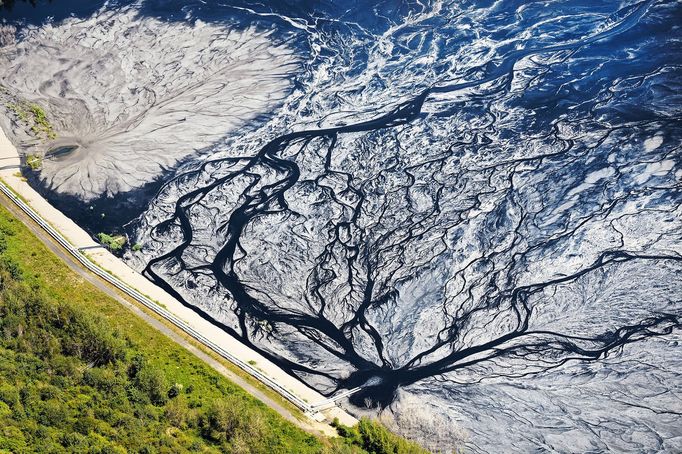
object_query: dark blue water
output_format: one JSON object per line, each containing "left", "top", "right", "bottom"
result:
{"left": 2, "top": 1, "right": 681, "bottom": 451}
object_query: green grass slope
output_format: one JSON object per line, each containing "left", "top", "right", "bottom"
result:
{"left": 0, "top": 203, "right": 428, "bottom": 454}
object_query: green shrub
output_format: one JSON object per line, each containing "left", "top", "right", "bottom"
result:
{"left": 168, "top": 383, "right": 182, "bottom": 399}
{"left": 83, "top": 367, "right": 123, "bottom": 394}
{"left": 200, "top": 395, "right": 269, "bottom": 451}
{"left": 4, "top": 101, "right": 55, "bottom": 140}
{"left": 0, "top": 256, "right": 21, "bottom": 279}
{"left": 0, "top": 401, "right": 11, "bottom": 418}
{"left": 96, "top": 232, "right": 126, "bottom": 252}
{"left": 0, "top": 425, "right": 27, "bottom": 452}
{"left": 164, "top": 397, "right": 191, "bottom": 429}
{"left": 38, "top": 399, "right": 69, "bottom": 427}
{"left": 333, "top": 418, "right": 429, "bottom": 454}
{"left": 28, "top": 104, "right": 56, "bottom": 140}
{"left": 0, "top": 384, "right": 19, "bottom": 408}
{"left": 134, "top": 364, "right": 168, "bottom": 406}
{"left": 50, "top": 354, "right": 83, "bottom": 381}
{"left": 26, "top": 154, "right": 43, "bottom": 170}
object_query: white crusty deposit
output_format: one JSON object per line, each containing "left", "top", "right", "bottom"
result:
{"left": 128, "top": 1, "right": 682, "bottom": 452}
{"left": 0, "top": 7, "right": 298, "bottom": 200}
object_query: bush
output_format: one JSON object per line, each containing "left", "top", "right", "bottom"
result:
{"left": 200, "top": 396, "right": 266, "bottom": 449}
{"left": 0, "top": 383, "right": 19, "bottom": 407}
{"left": 168, "top": 383, "right": 182, "bottom": 399}
{"left": 0, "top": 256, "right": 21, "bottom": 279}
{"left": 96, "top": 233, "right": 126, "bottom": 252}
{"left": 26, "top": 154, "right": 43, "bottom": 170}
{"left": 61, "top": 431, "right": 89, "bottom": 450}
{"left": 333, "top": 418, "right": 429, "bottom": 454}
{"left": 127, "top": 353, "right": 145, "bottom": 379}
{"left": 83, "top": 367, "right": 123, "bottom": 394}
{"left": 38, "top": 399, "right": 69, "bottom": 427}
{"left": 0, "top": 401, "right": 11, "bottom": 418}
{"left": 0, "top": 426, "right": 27, "bottom": 452}
{"left": 28, "top": 104, "right": 56, "bottom": 140}
{"left": 164, "top": 397, "right": 190, "bottom": 429}
{"left": 134, "top": 364, "right": 168, "bottom": 406}
{"left": 73, "top": 415, "right": 98, "bottom": 435}
{"left": 49, "top": 354, "right": 83, "bottom": 381}
{"left": 59, "top": 306, "right": 127, "bottom": 366}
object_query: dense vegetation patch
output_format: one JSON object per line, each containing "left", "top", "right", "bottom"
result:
{"left": 3, "top": 98, "right": 56, "bottom": 141}
{"left": 96, "top": 232, "right": 126, "bottom": 252}
{"left": 0, "top": 204, "right": 429, "bottom": 453}
{"left": 25, "top": 154, "right": 42, "bottom": 170}
{"left": 332, "top": 418, "right": 428, "bottom": 454}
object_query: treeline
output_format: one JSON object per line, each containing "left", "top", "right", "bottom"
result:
{"left": 0, "top": 205, "right": 429, "bottom": 453}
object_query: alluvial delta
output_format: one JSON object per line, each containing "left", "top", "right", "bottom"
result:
{"left": 1, "top": 0, "right": 681, "bottom": 452}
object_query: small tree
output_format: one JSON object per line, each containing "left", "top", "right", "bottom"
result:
{"left": 135, "top": 365, "right": 168, "bottom": 406}
{"left": 199, "top": 396, "right": 267, "bottom": 449}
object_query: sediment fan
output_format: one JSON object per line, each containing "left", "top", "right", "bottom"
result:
{"left": 0, "top": 6, "right": 298, "bottom": 201}
{"left": 129, "top": 0, "right": 681, "bottom": 451}
{"left": 2, "top": 0, "right": 681, "bottom": 452}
